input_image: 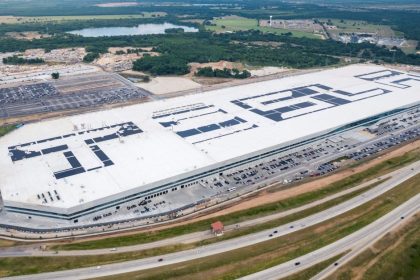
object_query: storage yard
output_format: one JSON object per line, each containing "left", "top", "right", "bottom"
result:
{"left": 0, "top": 72, "right": 150, "bottom": 119}
{"left": 0, "top": 63, "right": 99, "bottom": 85}
{"left": 0, "top": 64, "right": 419, "bottom": 235}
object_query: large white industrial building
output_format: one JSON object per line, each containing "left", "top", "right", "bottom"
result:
{"left": 0, "top": 64, "right": 419, "bottom": 225}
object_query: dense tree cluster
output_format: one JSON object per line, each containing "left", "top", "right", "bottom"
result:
{"left": 196, "top": 67, "right": 251, "bottom": 79}
{"left": 85, "top": 45, "right": 108, "bottom": 54}
{"left": 222, "top": 31, "right": 420, "bottom": 66}
{"left": 2, "top": 55, "right": 44, "bottom": 65}
{"left": 164, "top": 28, "right": 185, "bottom": 34}
{"left": 0, "top": 0, "right": 419, "bottom": 41}
{"left": 51, "top": 72, "right": 60, "bottom": 79}
{"left": 0, "top": 4, "right": 418, "bottom": 76}
{"left": 0, "top": 28, "right": 417, "bottom": 76}
{"left": 83, "top": 52, "right": 99, "bottom": 62}
{"left": 130, "top": 32, "right": 340, "bottom": 75}
{"left": 133, "top": 55, "right": 190, "bottom": 75}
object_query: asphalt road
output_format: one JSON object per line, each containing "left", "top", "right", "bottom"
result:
{"left": 240, "top": 194, "right": 420, "bottom": 280}
{"left": 4, "top": 161, "right": 419, "bottom": 280}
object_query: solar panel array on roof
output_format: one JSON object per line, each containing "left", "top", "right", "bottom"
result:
{"left": 7, "top": 122, "right": 142, "bottom": 179}
{"left": 1, "top": 65, "right": 418, "bottom": 212}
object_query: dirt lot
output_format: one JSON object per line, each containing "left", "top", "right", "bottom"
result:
{"left": 136, "top": 76, "right": 202, "bottom": 95}
{"left": 188, "top": 60, "right": 244, "bottom": 85}
{"left": 0, "top": 95, "right": 150, "bottom": 127}
{"left": 189, "top": 60, "right": 245, "bottom": 76}
{"left": 250, "top": 66, "right": 289, "bottom": 77}
{"left": 95, "top": 47, "right": 159, "bottom": 72}
{"left": 5, "top": 31, "right": 50, "bottom": 40}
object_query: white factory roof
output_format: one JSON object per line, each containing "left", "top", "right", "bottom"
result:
{"left": 0, "top": 64, "right": 419, "bottom": 209}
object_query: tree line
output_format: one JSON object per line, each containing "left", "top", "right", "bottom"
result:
{"left": 2, "top": 55, "right": 44, "bottom": 65}
{"left": 196, "top": 67, "right": 251, "bottom": 79}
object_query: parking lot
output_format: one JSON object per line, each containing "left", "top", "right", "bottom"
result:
{"left": 201, "top": 108, "right": 420, "bottom": 192}
{"left": 0, "top": 73, "right": 150, "bottom": 118}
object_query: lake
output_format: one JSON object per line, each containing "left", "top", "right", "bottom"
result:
{"left": 68, "top": 23, "right": 198, "bottom": 37}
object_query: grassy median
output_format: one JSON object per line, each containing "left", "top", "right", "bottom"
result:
{"left": 282, "top": 253, "right": 345, "bottom": 280}
{"left": 51, "top": 147, "right": 420, "bottom": 251}
{"left": 327, "top": 214, "right": 420, "bottom": 280}
{"left": 0, "top": 125, "right": 15, "bottom": 137}
{"left": 0, "top": 171, "right": 418, "bottom": 278}
{"left": 96, "top": 173, "right": 420, "bottom": 280}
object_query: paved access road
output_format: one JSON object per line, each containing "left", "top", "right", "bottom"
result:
{"left": 4, "top": 161, "right": 419, "bottom": 280}
{"left": 240, "top": 194, "right": 420, "bottom": 280}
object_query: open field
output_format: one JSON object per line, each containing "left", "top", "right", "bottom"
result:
{"left": 0, "top": 13, "right": 166, "bottom": 24}
{"left": 5, "top": 31, "right": 50, "bottom": 40}
{"left": 95, "top": 172, "right": 420, "bottom": 280}
{"left": 206, "top": 16, "right": 321, "bottom": 39}
{"left": 0, "top": 239, "right": 18, "bottom": 248}
{"left": 362, "top": 4, "right": 420, "bottom": 12}
{"left": 326, "top": 19, "right": 399, "bottom": 37}
{"left": 136, "top": 76, "right": 201, "bottom": 95}
{"left": 327, "top": 214, "right": 420, "bottom": 280}
{"left": 48, "top": 144, "right": 420, "bottom": 251}
{"left": 400, "top": 40, "right": 419, "bottom": 54}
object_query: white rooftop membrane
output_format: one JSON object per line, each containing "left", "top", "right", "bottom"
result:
{"left": 0, "top": 64, "right": 419, "bottom": 211}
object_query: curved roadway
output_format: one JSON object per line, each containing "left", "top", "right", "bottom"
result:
{"left": 240, "top": 194, "right": 419, "bottom": 280}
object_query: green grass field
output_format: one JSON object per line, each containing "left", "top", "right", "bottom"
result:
{"left": 206, "top": 16, "right": 322, "bottom": 39}
{"left": 326, "top": 19, "right": 398, "bottom": 37}
{"left": 0, "top": 13, "right": 167, "bottom": 24}
{"left": 0, "top": 125, "right": 15, "bottom": 137}
{"left": 328, "top": 214, "right": 420, "bottom": 280}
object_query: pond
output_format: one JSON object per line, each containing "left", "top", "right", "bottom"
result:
{"left": 68, "top": 22, "right": 198, "bottom": 37}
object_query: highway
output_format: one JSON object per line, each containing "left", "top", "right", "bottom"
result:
{"left": 240, "top": 194, "right": 420, "bottom": 280}
{"left": 4, "top": 160, "right": 419, "bottom": 280}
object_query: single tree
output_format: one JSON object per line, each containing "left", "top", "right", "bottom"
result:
{"left": 51, "top": 72, "right": 60, "bottom": 79}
